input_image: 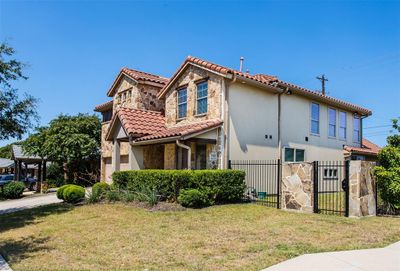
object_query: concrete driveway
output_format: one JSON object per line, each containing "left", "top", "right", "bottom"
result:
{"left": 0, "top": 193, "right": 62, "bottom": 215}
{"left": 263, "top": 241, "right": 400, "bottom": 271}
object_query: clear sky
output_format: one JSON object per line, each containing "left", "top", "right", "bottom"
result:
{"left": 0, "top": 0, "right": 399, "bottom": 147}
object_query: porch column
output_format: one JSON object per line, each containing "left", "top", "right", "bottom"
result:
{"left": 112, "top": 140, "right": 120, "bottom": 172}
{"left": 129, "top": 145, "right": 144, "bottom": 170}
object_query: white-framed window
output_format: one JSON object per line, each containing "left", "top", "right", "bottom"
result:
{"left": 284, "top": 148, "right": 305, "bottom": 162}
{"left": 328, "top": 108, "right": 337, "bottom": 137}
{"left": 196, "top": 81, "right": 208, "bottom": 115}
{"left": 339, "top": 111, "right": 347, "bottom": 140}
{"left": 311, "top": 103, "right": 320, "bottom": 134}
{"left": 353, "top": 115, "right": 361, "bottom": 143}
{"left": 177, "top": 88, "right": 187, "bottom": 119}
{"left": 323, "top": 168, "right": 338, "bottom": 180}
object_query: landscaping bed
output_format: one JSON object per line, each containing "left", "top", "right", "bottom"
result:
{"left": 1, "top": 203, "right": 400, "bottom": 271}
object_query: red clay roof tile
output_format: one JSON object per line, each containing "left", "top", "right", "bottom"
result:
{"left": 94, "top": 100, "right": 113, "bottom": 112}
{"left": 117, "top": 107, "right": 166, "bottom": 136}
{"left": 344, "top": 139, "right": 381, "bottom": 156}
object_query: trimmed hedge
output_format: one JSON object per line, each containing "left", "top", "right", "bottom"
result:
{"left": 57, "top": 184, "right": 85, "bottom": 203}
{"left": 92, "top": 182, "right": 110, "bottom": 195}
{"left": 112, "top": 170, "right": 246, "bottom": 203}
{"left": 3, "top": 182, "right": 25, "bottom": 199}
{"left": 178, "top": 189, "right": 213, "bottom": 208}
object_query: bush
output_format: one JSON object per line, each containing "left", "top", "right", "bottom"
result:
{"left": 178, "top": 189, "right": 213, "bottom": 208}
{"left": 112, "top": 170, "right": 246, "bottom": 204}
{"left": 92, "top": 182, "right": 110, "bottom": 195}
{"left": 375, "top": 166, "right": 400, "bottom": 209}
{"left": 3, "top": 182, "right": 25, "bottom": 199}
{"left": 63, "top": 185, "right": 85, "bottom": 203}
{"left": 134, "top": 184, "right": 159, "bottom": 206}
{"left": 105, "top": 189, "right": 121, "bottom": 202}
{"left": 57, "top": 184, "right": 70, "bottom": 200}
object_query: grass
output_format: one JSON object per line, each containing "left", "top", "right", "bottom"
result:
{"left": 1, "top": 203, "right": 400, "bottom": 271}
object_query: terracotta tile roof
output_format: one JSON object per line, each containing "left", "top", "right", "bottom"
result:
{"left": 344, "top": 139, "right": 381, "bottom": 156}
{"left": 117, "top": 107, "right": 166, "bottom": 136}
{"left": 94, "top": 100, "right": 113, "bottom": 112}
{"left": 107, "top": 68, "right": 169, "bottom": 97}
{"left": 135, "top": 119, "right": 223, "bottom": 142}
{"left": 158, "top": 56, "right": 371, "bottom": 115}
{"left": 122, "top": 68, "right": 169, "bottom": 85}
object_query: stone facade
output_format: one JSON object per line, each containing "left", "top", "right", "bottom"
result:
{"left": 164, "top": 65, "right": 222, "bottom": 127}
{"left": 143, "top": 145, "right": 164, "bottom": 169}
{"left": 164, "top": 143, "right": 176, "bottom": 169}
{"left": 281, "top": 162, "right": 313, "bottom": 213}
{"left": 349, "top": 161, "right": 376, "bottom": 217}
{"left": 113, "top": 76, "right": 164, "bottom": 113}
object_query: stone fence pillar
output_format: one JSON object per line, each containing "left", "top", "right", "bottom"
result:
{"left": 349, "top": 161, "right": 376, "bottom": 217}
{"left": 281, "top": 162, "right": 313, "bottom": 213}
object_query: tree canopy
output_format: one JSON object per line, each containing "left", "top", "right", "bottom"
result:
{"left": 375, "top": 117, "right": 400, "bottom": 210}
{"left": 0, "top": 42, "right": 38, "bottom": 140}
{"left": 23, "top": 114, "right": 101, "bottom": 183}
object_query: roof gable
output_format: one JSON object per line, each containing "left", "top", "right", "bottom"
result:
{"left": 107, "top": 68, "right": 169, "bottom": 97}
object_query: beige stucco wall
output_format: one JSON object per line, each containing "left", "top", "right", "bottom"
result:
{"left": 228, "top": 82, "right": 279, "bottom": 160}
{"left": 228, "top": 81, "right": 362, "bottom": 162}
{"left": 280, "top": 94, "right": 361, "bottom": 161}
{"left": 164, "top": 65, "right": 222, "bottom": 127}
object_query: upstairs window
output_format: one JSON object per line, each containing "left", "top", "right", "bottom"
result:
{"left": 353, "top": 116, "right": 361, "bottom": 143}
{"left": 328, "top": 108, "right": 337, "bottom": 137}
{"left": 311, "top": 103, "right": 320, "bottom": 134}
{"left": 177, "top": 88, "right": 187, "bottom": 119}
{"left": 102, "top": 110, "right": 112, "bottom": 122}
{"left": 196, "top": 81, "right": 208, "bottom": 115}
{"left": 339, "top": 111, "right": 347, "bottom": 139}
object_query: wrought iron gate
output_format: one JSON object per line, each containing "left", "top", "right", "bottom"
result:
{"left": 229, "top": 160, "right": 281, "bottom": 208}
{"left": 313, "top": 161, "right": 349, "bottom": 216}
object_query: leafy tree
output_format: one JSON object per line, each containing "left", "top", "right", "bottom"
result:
{"left": 375, "top": 117, "right": 400, "bottom": 210}
{"left": 0, "top": 42, "right": 38, "bottom": 140}
{"left": 23, "top": 114, "right": 101, "bottom": 184}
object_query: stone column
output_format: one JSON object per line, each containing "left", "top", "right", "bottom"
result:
{"left": 112, "top": 140, "right": 120, "bottom": 173}
{"left": 281, "top": 162, "right": 313, "bottom": 213}
{"left": 129, "top": 145, "right": 144, "bottom": 170}
{"left": 349, "top": 161, "right": 376, "bottom": 217}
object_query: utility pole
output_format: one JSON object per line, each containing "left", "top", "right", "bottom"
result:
{"left": 316, "top": 74, "right": 328, "bottom": 95}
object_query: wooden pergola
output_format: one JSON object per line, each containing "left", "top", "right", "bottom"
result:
{"left": 11, "top": 145, "right": 47, "bottom": 191}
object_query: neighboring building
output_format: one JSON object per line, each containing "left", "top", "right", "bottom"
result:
{"left": 0, "top": 158, "right": 14, "bottom": 174}
{"left": 95, "top": 56, "right": 375, "bottom": 183}
{"left": 344, "top": 139, "right": 381, "bottom": 161}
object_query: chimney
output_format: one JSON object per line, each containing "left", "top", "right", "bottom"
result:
{"left": 239, "top": 57, "right": 244, "bottom": 72}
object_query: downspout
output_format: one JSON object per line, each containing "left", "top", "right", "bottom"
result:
{"left": 278, "top": 92, "right": 282, "bottom": 161}
{"left": 176, "top": 139, "right": 191, "bottom": 169}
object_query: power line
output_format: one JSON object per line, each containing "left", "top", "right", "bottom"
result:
{"left": 364, "top": 125, "right": 393, "bottom": 129}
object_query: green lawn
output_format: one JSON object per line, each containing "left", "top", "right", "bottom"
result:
{"left": 1, "top": 203, "right": 400, "bottom": 271}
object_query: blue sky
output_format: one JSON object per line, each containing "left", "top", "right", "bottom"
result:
{"left": 0, "top": 0, "right": 399, "bottom": 147}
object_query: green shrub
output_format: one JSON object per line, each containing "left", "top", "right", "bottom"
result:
{"left": 57, "top": 184, "right": 71, "bottom": 200}
{"left": 122, "top": 191, "right": 136, "bottom": 203}
{"left": 3, "top": 182, "right": 25, "bottom": 199}
{"left": 92, "top": 182, "right": 110, "bottom": 195}
{"left": 134, "top": 184, "right": 159, "bottom": 206}
{"left": 105, "top": 189, "right": 121, "bottom": 202}
{"left": 63, "top": 185, "right": 85, "bottom": 203}
{"left": 178, "top": 189, "right": 213, "bottom": 208}
{"left": 375, "top": 166, "right": 400, "bottom": 209}
{"left": 112, "top": 169, "right": 246, "bottom": 204}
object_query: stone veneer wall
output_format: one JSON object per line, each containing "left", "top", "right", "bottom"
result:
{"left": 143, "top": 145, "right": 164, "bottom": 169}
{"left": 349, "top": 161, "right": 376, "bottom": 217}
{"left": 164, "top": 144, "right": 176, "bottom": 169}
{"left": 164, "top": 65, "right": 222, "bottom": 127}
{"left": 281, "top": 162, "right": 313, "bottom": 213}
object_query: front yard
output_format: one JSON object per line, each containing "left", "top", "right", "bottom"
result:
{"left": 1, "top": 203, "right": 400, "bottom": 271}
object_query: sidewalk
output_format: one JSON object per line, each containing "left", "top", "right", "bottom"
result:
{"left": 0, "top": 193, "right": 62, "bottom": 215}
{"left": 263, "top": 241, "right": 400, "bottom": 271}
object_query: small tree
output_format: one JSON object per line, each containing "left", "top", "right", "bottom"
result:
{"left": 374, "top": 118, "right": 400, "bottom": 211}
{"left": 23, "top": 114, "right": 101, "bottom": 185}
{"left": 0, "top": 42, "right": 38, "bottom": 140}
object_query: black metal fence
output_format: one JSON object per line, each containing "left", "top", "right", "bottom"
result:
{"left": 229, "top": 160, "right": 281, "bottom": 208}
{"left": 313, "top": 160, "right": 349, "bottom": 216}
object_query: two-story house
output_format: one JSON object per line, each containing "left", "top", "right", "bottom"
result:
{"left": 95, "top": 56, "right": 377, "bottom": 182}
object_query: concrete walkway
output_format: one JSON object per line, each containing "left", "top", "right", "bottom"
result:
{"left": 0, "top": 255, "right": 12, "bottom": 271}
{"left": 0, "top": 193, "right": 62, "bottom": 215}
{"left": 263, "top": 241, "right": 400, "bottom": 271}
